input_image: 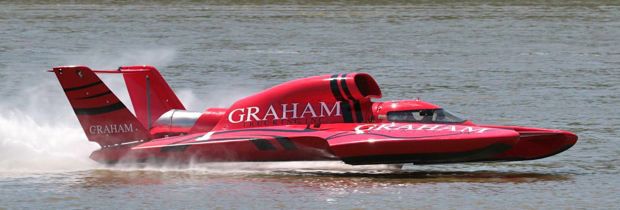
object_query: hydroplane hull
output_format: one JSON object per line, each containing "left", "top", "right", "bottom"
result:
{"left": 51, "top": 65, "right": 577, "bottom": 165}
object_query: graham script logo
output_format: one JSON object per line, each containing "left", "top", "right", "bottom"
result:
{"left": 354, "top": 124, "right": 490, "bottom": 133}
{"left": 228, "top": 101, "right": 341, "bottom": 123}
{"left": 89, "top": 123, "right": 135, "bottom": 135}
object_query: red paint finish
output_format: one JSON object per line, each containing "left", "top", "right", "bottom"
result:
{"left": 52, "top": 66, "right": 578, "bottom": 165}
{"left": 189, "top": 107, "right": 227, "bottom": 133}
{"left": 52, "top": 66, "right": 151, "bottom": 147}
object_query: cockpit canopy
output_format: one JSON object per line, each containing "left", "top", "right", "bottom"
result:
{"left": 386, "top": 109, "right": 466, "bottom": 123}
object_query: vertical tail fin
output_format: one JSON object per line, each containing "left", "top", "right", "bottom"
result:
{"left": 51, "top": 66, "right": 151, "bottom": 147}
{"left": 117, "top": 66, "right": 185, "bottom": 129}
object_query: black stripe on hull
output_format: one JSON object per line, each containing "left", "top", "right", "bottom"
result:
{"left": 75, "top": 91, "right": 112, "bottom": 100}
{"left": 329, "top": 74, "right": 345, "bottom": 101}
{"left": 63, "top": 81, "right": 104, "bottom": 92}
{"left": 342, "top": 143, "right": 512, "bottom": 165}
{"left": 339, "top": 102, "right": 353, "bottom": 123}
{"left": 339, "top": 74, "right": 364, "bottom": 123}
{"left": 160, "top": 145, "right": 190, "bottom": 153}
{"left": 329, "top": 74, "right": 353, "bottom": 123}
{"left": 74, "top": 102, "right": 126, "bottom": 115}
{"left": 352, "top": 101, "right": 363, "bottom": 123}
{"left": 275, "top": 137, "right": 297, "bottom": 150}
{"left": 250, "top": 139, "right": 277, "bottom": 151}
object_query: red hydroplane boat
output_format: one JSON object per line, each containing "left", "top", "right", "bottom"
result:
{"left": 50, "top": 65, "right": 577, "bottom": 165}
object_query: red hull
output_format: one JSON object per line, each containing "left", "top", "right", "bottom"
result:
{"left": 51, "top": 66, "right": 577, "bottom": 165}
{"left": 90, "top": 123, "right": 575, "bottom": 165}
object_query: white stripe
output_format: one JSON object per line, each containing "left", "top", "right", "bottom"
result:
{"left": 196, "top": 131, "right": 215, "bottom": 141}
{"left": 133, "top": 138, "right": 251, "bottom": 150}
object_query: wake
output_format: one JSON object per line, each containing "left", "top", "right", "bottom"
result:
{"left": 0, "top": 47, "right": 178, "bottom": 173}
{"left": 0, "top": 82, "right": 99, "bottom": 172}
{"left": 0, "top": 47, "right": 401, "bottom": 174}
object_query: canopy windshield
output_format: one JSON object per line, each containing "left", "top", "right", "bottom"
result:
{"left": 387, "top": 109, "right": 466, "bottom": 123}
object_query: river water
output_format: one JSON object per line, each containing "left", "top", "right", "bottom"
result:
{"left": 0, "top": 1, "right": 619, "bottom": 209}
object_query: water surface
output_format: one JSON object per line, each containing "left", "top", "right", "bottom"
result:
{"left": 0, "top": 1, "right": 618, "bottom": 209}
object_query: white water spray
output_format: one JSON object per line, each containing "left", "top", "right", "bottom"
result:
{"left": 0, "top": 47, "right": 400, "bottom": 174}
{"left": 0, "top": 47, "right": 178, "bottom": 173}
{"left": 0, "top": 81, "right": 99, "bottom": 173}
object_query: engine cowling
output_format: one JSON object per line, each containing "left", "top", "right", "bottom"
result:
{"left": 213, "top": 73, "right": 382, "bottom": 130}
{"left": 150, "top": 109, "right": 202, "bottom": 137}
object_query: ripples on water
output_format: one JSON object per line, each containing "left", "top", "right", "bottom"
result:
{"left": 0, "top": 0, "right": 619, "bottom": 209}
{"left": 0, "top": 162, "right": 579, "bottom": 209}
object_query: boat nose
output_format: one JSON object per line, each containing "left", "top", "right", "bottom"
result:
{"left": 545, "top": 130, "right": 578, "bottom": 157}
{"left": 560, "top": 130, "right": 578, "bottom": 147}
